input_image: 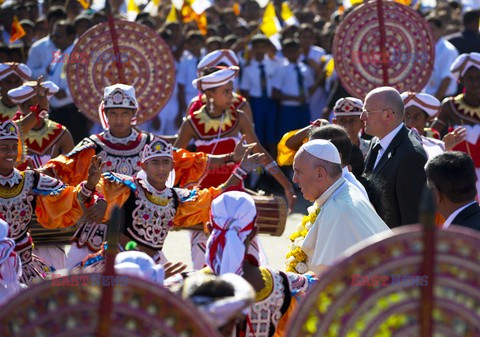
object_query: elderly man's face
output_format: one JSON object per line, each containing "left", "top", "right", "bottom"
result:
{"left": 293, "top": 152, "right": 322, "bottom": 202}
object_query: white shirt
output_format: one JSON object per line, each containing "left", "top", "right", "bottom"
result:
{"left": 239, "top": 58, "right": 277, "bottom": 98}
{"left": 27, "top": 36, "right": 57, "bottom": 79}
{"left": 271, "top": 60, "right": 314, "bottom": 106}
{"left": 301, "top": 46, "right": 328, "bottom": 119}
{"left": 342, "top": 166, "right": 369, "bottom": 201}
{"left": 301, "top": 177, "right": 390, "bottom": 274}
{"left": 443, "top": 201, "right": 477, "bottom": 229}
{"left": 47, "top": 44, "right": 74, "bottom": 108}
{"left": 374, "top": 123, "right": 404, "bottom": 169}
{"left": 424, "top": 38, "right": 459, "bottom": 97}
{"left": 177, "top": 51, "right": 202, "bottom": 105}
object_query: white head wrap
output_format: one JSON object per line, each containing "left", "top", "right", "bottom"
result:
{"left": 300, "top": 139, "right": 342, "bottom": 164}
{"left": 450, "top": 52, "right": 480, "bottom": 82}
{"left": 114, "top": 251, "right": 165, "bottom": 284}
{"left": 333, "top": 97, "right": 364, "bottom": 116}
{"left": 196, "top": 49, "right": 239, "bottom": 76}
{"left": 182, "top": 273, "right": 255, "bottom": 328}
{"left": 401, "top": 92, "right": 441, "bottom": 117}
{"left": 7, "top": 80, "right": 59, "bottom": 104}
{"left": 99, "top": 84, "right": 139, "bottom": 130}
{"left": 206, "top": 191, "right": 257, "bottom": 276}
{"left": 192, "top": 66, "right": 239, "bottom": 91}
{"left": 0, "top": 218, "right": 22, "bottom": 305}
{"left": 0, "top": 62, "right": 31, "bottom": 81}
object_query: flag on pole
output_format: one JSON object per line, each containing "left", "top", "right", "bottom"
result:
{"left": 166, "top": 5, "right": 178, "bottom": 22}
{"left": 260, "top": 2, "right": 282, "bottom": 50}
{"left": 281, "top": 2, "right": 298, "bottom": 26}
{"left": 127, "top": 0, "right": 140, "bottom": 21}
{"left": 77, "top": 0, "right": 90, "bottom": 9}
{"left": 191, "top": 0, "right": 212, "bottom": 15}
{"left": 144, "top": 0, "right": 161, "bottom": 16}
{"left": 9, "top": 16, "right": 25, "bottom": 43}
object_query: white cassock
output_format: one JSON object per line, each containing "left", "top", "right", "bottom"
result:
{"left": 301, "top": 177, "right": 391, "bottom": 275}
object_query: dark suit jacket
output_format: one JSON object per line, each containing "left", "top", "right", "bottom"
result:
{"left": 364, "top": 125, "right": 427, "bottom": 228}
{"left": 452, "top": 203, "right": 480, "bottom": 231}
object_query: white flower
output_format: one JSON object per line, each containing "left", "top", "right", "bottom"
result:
{"left": 286, "top": 256, "right": 296, "bottom": 264}
{"left": 307, "top": 205, "right": 316, "bottom": 214}
{"left": 305, "top": 222, "right": 313, "bottom": 230}
{"left": 289, "top": 243, "right": 297, "bottom": 250}
{"left": 295, "top": 262, "right": 308, "bottom": 274}
{"left": 294, "top": 237, "right": 304, "bottom": 247}
{"left": 296, "top": 223, "right": 305, "bottom": 232}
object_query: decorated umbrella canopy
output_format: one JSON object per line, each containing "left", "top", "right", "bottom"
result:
{"left": 333, "top": 0, "right": 435, "bottom": 99}
{"left": 0, "top": 273, "right": 222, "bottom": 337}
{"left": 66, "top": 20, "right": 176, "bottom": 125}
{"left": 285, "top": 225, "right": 480, "bottom": 337}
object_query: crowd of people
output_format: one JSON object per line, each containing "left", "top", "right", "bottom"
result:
{"left": 1, "top": 0, "right": 480, "bottom": 336}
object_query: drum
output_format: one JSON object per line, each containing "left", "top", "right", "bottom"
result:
{"left": 176, "top": 193, "right": 287, "bottom": 236}
{"left": 29, "top": 218, "right": 78, "bottom": 245}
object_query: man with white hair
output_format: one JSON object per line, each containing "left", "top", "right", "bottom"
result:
{"left": 361, "top": 86, "right": 427, "bottom": 228}
{"left": 292, "top": 139, "right": 389, "bottom": 275}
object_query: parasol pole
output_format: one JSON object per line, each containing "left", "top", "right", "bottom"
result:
{"left": 418, "top": 186, "right": 436, "bottom": 337}
{"left": 105, "top": 0, "right": 126, "bottom": 84}
{"left": 376, "top": 0, "right": 389, "bottom": 86}
{"left": 96, "top": 206, "right": 124, "bottom": 337}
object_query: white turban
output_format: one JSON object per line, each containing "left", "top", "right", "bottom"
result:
{"left": 192, "top": 66, "right": 239, "bottom": 91}
{"left": 183, "top": 273, "right": 255, "bottom": 328}
{"left": 114, "top": 251, "right": 165, "bottom": 284}
{"left": 99, "top": 83, "right": 138, "bottom": 130}
{"left": 197, "top": 49, "right": 239, "bottom": 76}
{"left": 450, "top": 52, "right": 480, "bottom": 82}
{"left": 0, "top": 62, "right": 31, "bottom": 81}
{"left": 401, "top": 92, "right": 441, "bottom": 117}
{"left": 206, "top": 191, "right": 257, "bottom": 276}
{"left": 7, "top": 80, "right": 59, "bottom": 104}
{"left": 333, "top": 97, "right": 364, "bottom": 116}
{"left": 300, "top": 139, "right": 342, "bottom": 164}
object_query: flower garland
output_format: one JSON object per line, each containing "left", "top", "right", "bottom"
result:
{"left": 285, "top": 203, "right": 320, "bottom": 273}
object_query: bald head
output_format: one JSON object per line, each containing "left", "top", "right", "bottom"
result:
{"left": 365, "top": 87, "right": 404, "bottom": 117}
{"left": 361, "top": 86, "right": 405, "bottom": 138}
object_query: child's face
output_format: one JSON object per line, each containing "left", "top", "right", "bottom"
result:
{"left": 333, "top": 115, "right": 364, "bottom": 140}
{"left": 462, "top": 66, "right": 480, "bottom": 97}
{"left": 188, "top": 37, "right": 204, "bottom": 56}
{"left": 404, "top": 106, "right": 429, "bottom": 132}
{"left": 251, "top": 42, "right": 267, "bottom": 59}
{"left": 283, "top": 46, "right": 300, "bottom": 63}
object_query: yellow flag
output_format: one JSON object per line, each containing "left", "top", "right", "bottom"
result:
{"left": 77, "top": 0, "right": 90, "bottom": 9}
{"left": 127, "top": 0, "right": 140, "bottom": 21}
{"left": 325, "top": 57, "right": 334, "bottom": 78}
{"left": 281, "top": 2, "right": 298, "bottom": 26}
{"left": 10, "top": 16, "right": 25, "bottom": 43}
{"left": 260, "top": 2, "right": 281, "bottom": 38}
{"left": 166, "top": 5, "right": 178, "bottom": 22}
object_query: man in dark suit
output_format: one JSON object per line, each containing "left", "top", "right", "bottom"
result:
{"left": 426, "top": 151, "right": 480, "bottom": 231}
{"left": 362, "top": 87, "right": 427, "bottom": 228}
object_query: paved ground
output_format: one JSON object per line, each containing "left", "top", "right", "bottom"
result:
{"left": 163, "top": 188, "right": 309, "bottom": 271}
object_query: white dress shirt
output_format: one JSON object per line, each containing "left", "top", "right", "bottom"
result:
{"left": 27, "top": 36, "right": 57, "bottom": 79}
{"left": 443, "top": 201, "right": 477, "bottom": 229}
{"left": 424, "top": 38, "right": 459, "bottom": 97}
{"left": 239, "top": 58, "right": 277, "bottom": 98}
{"left": 374, "top": 123, "right": 404, "bottom": 169}
{"left": 46, "top": 44, "right": 74, "bottom": 108}
{"left": 271, "top": 60, "right": 314, "bottom": 106}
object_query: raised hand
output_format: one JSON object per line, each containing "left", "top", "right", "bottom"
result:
{"left": 86, "top": 155, "right": 105, "bottom": 191}
{"left": 85, "top": 199, "right": 107, "bottom": 222}
{"left": 35, "top": 76, "right": 49, "bottom": 111}
{"left": 163, "top": 261, "right": 187, "bottom": 279}
{"left": 239, "top": 151, "right": 266, "bottom": 173}
{"left": 233, "top": 134, "right": 257, "bottom": 162}
{"left": 443, "top": 126, "right": 467, "bottom": 151}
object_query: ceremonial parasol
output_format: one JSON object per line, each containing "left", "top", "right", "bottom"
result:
{"left": 285, "top": 190, "right": 480, "bottom": 336}
{"left": 66, "top": 18, "right": 176, "bottom": 125}
{"left": 332, "top": 0, "right": 435, "bottom": 99}
{"left": 0, "top": 207, "right": 221, "bottom": 337}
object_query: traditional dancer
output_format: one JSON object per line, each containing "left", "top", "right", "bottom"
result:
{"left": 175, "top": 65, "right": 296, "bottom": 269}
{"left": 432, "top": 52, "right": 480, "bottom": 194}
{"left": 187, "top": 49, "right": 254, "bottom": 122}
{"left": 401, "top": 91, "right": 466, "bottom": 159}
{"left": 39, "top": 83, "right": 255, "bottom": 269}
{"left": 205, "top": 191, "right": 316, "bottom": 337}
{"left": 0, "top": 216, "right": 21, "bottom": 305}
{"left": 77, "top": 137, "right": 263, "bottom": 267}
{"left": 8, "top": 79, "right": 74, "bottom": 169}
{"left": 0, "top": 62, "right": 31, "bottom": 122}
{"left": 0, "top": 120, "right": 95, "bottom": 285}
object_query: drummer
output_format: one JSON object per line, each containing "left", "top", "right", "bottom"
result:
{"left": 175, "top": 64, "right": 296, "bottom": 269}
{"left": 38, "top": 83, "right": 257, "bottom": 269}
